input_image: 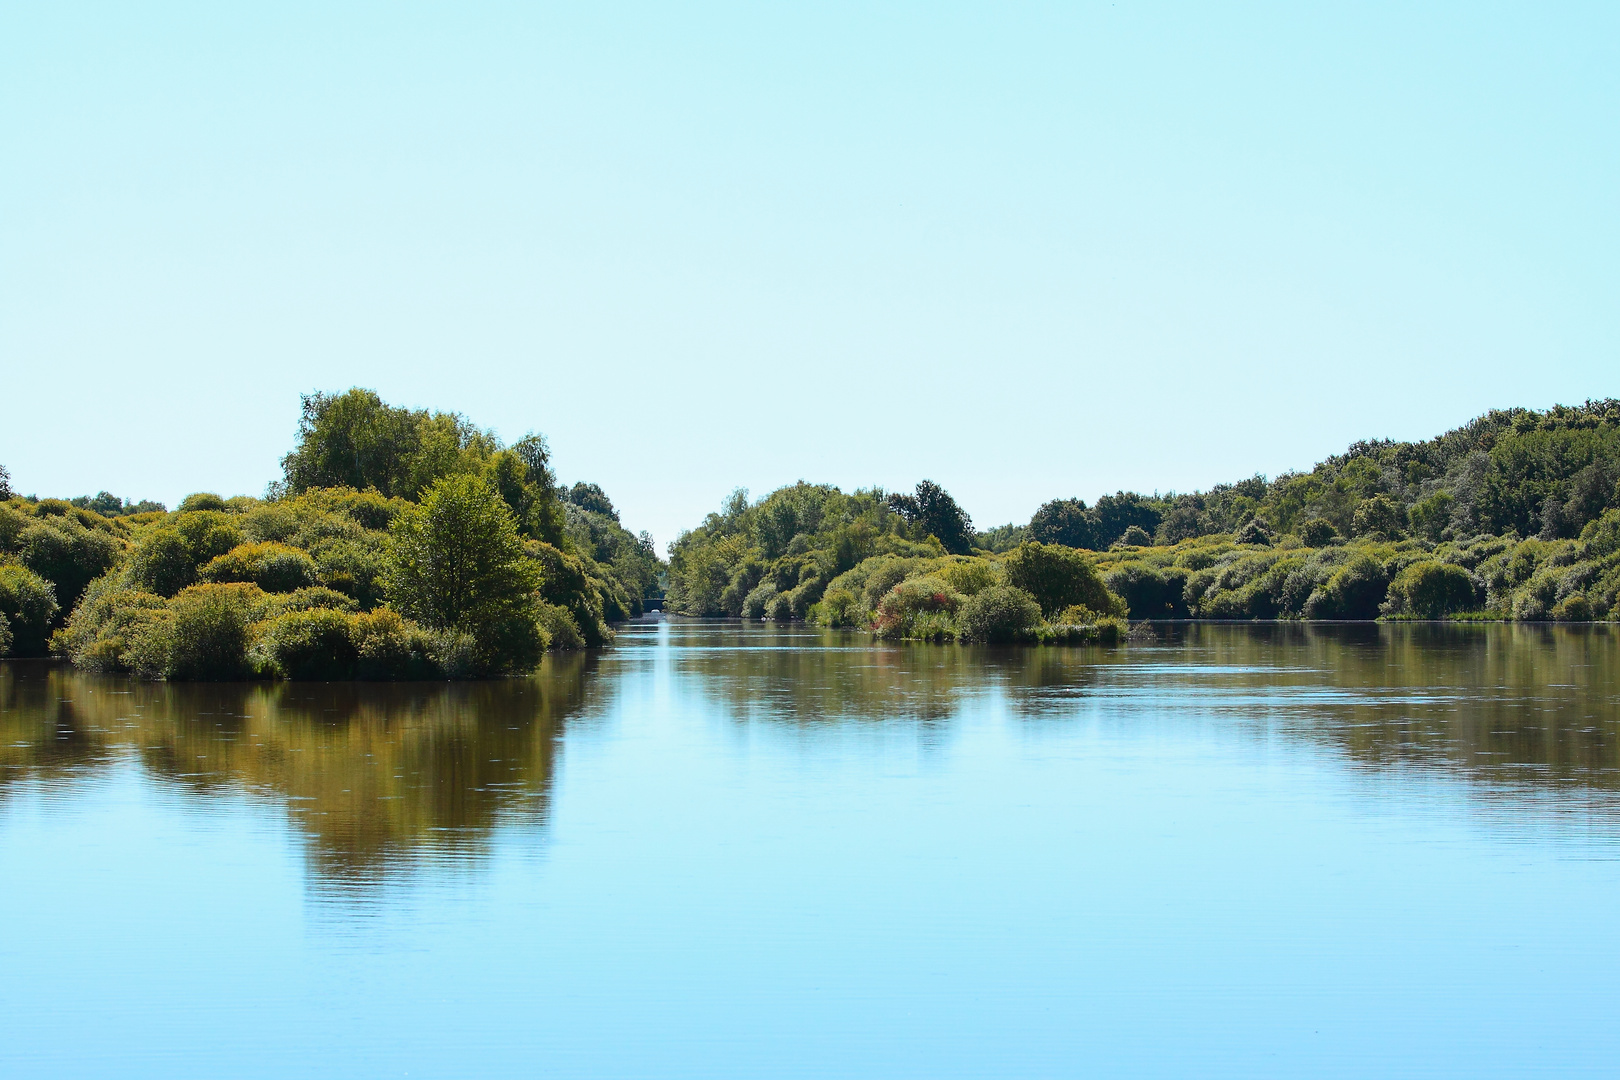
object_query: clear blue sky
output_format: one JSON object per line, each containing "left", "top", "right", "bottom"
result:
{"left": 3, "top": 2, "right": 1615, "bottom": 547}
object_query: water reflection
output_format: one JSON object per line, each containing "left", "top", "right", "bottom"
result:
{"left": 663, "top": 619, "right": 1620, "bottom": 798}
{"left": 4, "top": 621, "right": 1619, "bottom": 892}
{"left": 0, "top": 653, "right": 601, "bottom": 884}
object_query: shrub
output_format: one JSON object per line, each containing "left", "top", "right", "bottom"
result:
{"left": 1384, "top": 561, "right": 1478, "bottom": 618}
{"left": 741, "top": 581, "right": 778, "bottom": 619}
{"left": 536, "top": 601, "right": 585, "bottom": 651}
{"left": 957, "top": 585, "right": 1042, "bottom": 643}
{"left": 1119, "top": 524, "right": 1153, "bottom": 547}
{"left": 873, "top": 576, "right": 961, "bottom": 639}
{"left": 0, "top": 563, "right": 60, "bottom": 656}
{"left": 18, "top": 516, "right": 122, "bottom": 611}
{"left": 1297, "top": 519, "right": 1338, "bottom": 547}
{"left": 199, "top": 542, "right": 320, "bottom": 593}
{"left": 178, "top": 493, "right": 229, "bottom": 513}
{"left": 51, "top": 575, "right": 167, "bottom": 671}
{"left": 1551, "top": 593, "right": 1593, "bottom": 621}
{"left": 1003, "top": 541, "right": 1123, "bottom": 618}
{"left": 766, "top": 590, "right": 795, "bottom": 621}
{"left": 1104, "top": 563, "right": 1189, "bottom": 618}
{"left": 386, "top": 474, "right": 543, "bottom": 673}
{"left": 1302, "top": 556, "right": 1389, "bottom": 620}
{"left": 255, "top": 608, "right": 360, "bottom": 680}
{"left": 162, "top": 583, "right": 267, "bottom": 680}
{"left": 1581, "top": 509, "right": 1620, "bottom": 559}
{"left": 349, "top": 608, "right": 443, "bottom": 679}
{"left": 939, "top": 558, "right": 999, "bottom": 596}
{"left": 1233, "top": 519, "right": 1273, "bottom": 546}
{"left": 0, "top": 610, "right": 10, "bottom": 656}
{"left": 815, "top": 586, "right": 862, "bottom": 628}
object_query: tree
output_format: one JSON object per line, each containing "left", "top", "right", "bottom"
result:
{"left": 0, "top": 464, "right": 13, "bottom": 501}
{"left": 385, "top": 474, "right": 543, "bottom": 673}
{"left": 567, "top": 482, "right": 618, "bottom": 520}
{"left": 887, "top": 481, "right": 974, "bottom": 555}
{"left": 1003, "top": 541, "right": 1121, "bottom": 617}
{"left": 1029, "top": 498, "right": 1096, "bottom": 549}
{"left": 280, "top": 388, "right": 498, "bottom": 500}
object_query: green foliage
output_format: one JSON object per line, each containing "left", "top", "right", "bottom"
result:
{"left": 1119, "top": 524, "right": 1155, "bottom": 547}
{"left": 18, "top": 515, "right": 123, "bottom": 611}
{"left": 957, "top": 585, "right": 1042, "bottom": 643}
{"left": 1003, "top": 541, "right": 1123, "bottom": 618}
{"left": 0, "top": 564, "right": 59, "bottom": 656}
{"left": 1302, "top": 556, "right": 1389, "bottom": 620}
{"left": 386, "top": 474, "right": 544, "bottom": 674}
{"left": 1383, "top": 562, "right": 1478, "bottom": 618}
{"left": 887, "top": 481, "right": 974, "bottom": 555}
{"left": 567, "top": 482, "right": 617, "bottom": 519}
{"left": 161, "top": 583, "right": 266, "bottom": 681}
{"left": 873, "top": 576, "right": 963, "bottom": 640}
{"left": 199, "top": 542, "right": 319, "bottom": 593}
{"left": 178, "top": 493, "right": 228, "bottom": 513}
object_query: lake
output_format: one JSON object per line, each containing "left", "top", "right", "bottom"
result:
{"left": 3, "top": 620, "right": 1619, "bottom": 1078}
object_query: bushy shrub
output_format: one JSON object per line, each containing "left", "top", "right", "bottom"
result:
{"left": 0, "top": 563, "right": 60, "bottom": 656}
{"left": 350, "top": 608, "right": 444, "bottom": 679}
{"left": 815, "top": 586, "right": 863, "bottom": 628}
{"left": 1104, "top": 562, "right": 1189, "bottom": 618}
{"left": 255, "top": 608, "right": 360, "bottom": 680}
{"left": 178, "top": 493, "right": 229, "bottom": 513}
{"left": 939, "top": 558, "right": 999, "bottom": 596}
{"left": 18, "top": 516, "right": 122, "bottom": 611}
{"left": 535, "top": 601, "right": 585, "bottom": 651}
{"left": 1046, "top": 605, "right": 1127, "bottom": 644}
{"left": 387, "top": 474, "right": 544, "bottom": 673}
{"left": 873, "top": 576, "right": 961, "bottom": 639}
{"left": 52, "top": 575, "right": 167, "bottom": 671}
{"left": 162, "top": 583, "right": 267, "bottom": 680}
{"left": 199, "top": 542, "right": 320, "bottom": 593}
{"left": 741, "top": 581, "right": 778, "bottom": 619}
{"left": 1297, "top": 519, "right": 1337, "bottom": 546}
{"left": 957, "top": 585, "right": 1042, "bottom": 643}
{"left": 0, "top": 610, "right": 10, "bottom": 656}
{"left": 1119, "top": 524, "right": 1153, "bottom": 547}
{"left": 1551, "top": 593, "right": 1593, "bottom": 621}
{"left": 1383, "top": 561, "right": 1478, "bottom": 618}
{"left": 1233, "top": 519, "right": 1273, "bottom": 546}
{"left": 1004, "top": 541, "right": 1123, "bottom": 618}
{"left": 766, "top": 590, "right": 795, "bottom": 621}
{"left": 130, "top": 512, "right": 244, "bottom": 596}
{"left": 1302, "top": 556, "right": 1389, "bottom": 619}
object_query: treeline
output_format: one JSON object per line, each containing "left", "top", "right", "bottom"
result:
{"left": 0, "top": 390, "right": 663, "bottom": 677}
{"left": 665, "top": 400, "right": 1620, "bottom": 633}
{"left": 665, "top": 481, "right": 1127, "bottom": 642}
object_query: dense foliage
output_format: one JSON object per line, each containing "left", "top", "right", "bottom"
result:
{"left": 0, "top": 390, "right": 664, "bottom": 677}
{"left": 669, "top": 400, "right": 1620, "bottom": 636}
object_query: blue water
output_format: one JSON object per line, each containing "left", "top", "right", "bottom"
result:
{"left": 3, "top": 620, "right": 1618, "bottom": 1077}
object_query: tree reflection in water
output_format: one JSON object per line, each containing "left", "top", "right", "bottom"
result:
{"left": 0, "top": 651, "right": 601, "bottom": 886}
{"left": 4, "top": 622, "right": 1619, "bottom": 891}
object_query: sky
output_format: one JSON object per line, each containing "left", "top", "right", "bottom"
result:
{"left": 3, "top": 2, "right": 1616, "bottom": 548}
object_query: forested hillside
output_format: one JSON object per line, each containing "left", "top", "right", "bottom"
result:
{"left": 0, "top": 390, "right": 663, "bottom": 677}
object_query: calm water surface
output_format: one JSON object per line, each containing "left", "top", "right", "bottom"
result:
{"left": 3, "top": 621, "right": 1619, "bottom": 1078}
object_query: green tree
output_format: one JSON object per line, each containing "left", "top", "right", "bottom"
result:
{"left": 888, "top": 481, "right": 974, "bottom": 555}
{"left": 1028, "top": 498, "right": 1096, "bottom": 549}
{"left": 385, "top": 475, "right": 543, "bottom": 673}
{"left": 1003, "top": 541, "right": 1122, "bottom": 617}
